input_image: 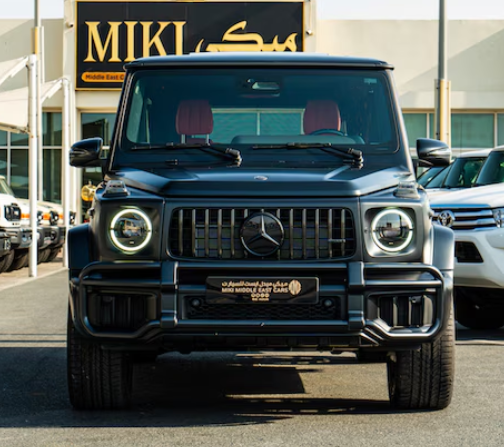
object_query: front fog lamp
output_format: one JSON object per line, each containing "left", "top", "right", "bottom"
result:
{"left": 110, "top": 209, "right": 152, "bottom": 252}
{"left": 371, "top": 209, "right": 414, "bottom": 253}
{"left": 493, "top": 208, "right": 504, "bottom": 227}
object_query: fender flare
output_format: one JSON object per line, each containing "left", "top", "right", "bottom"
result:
{"left": 68, "top": 224, "right": 93, "bottom": 272}
{"left": 431, "top": 225, "right": 455, "bottom": 272}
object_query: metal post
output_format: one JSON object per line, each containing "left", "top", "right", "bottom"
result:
{"left": 27, "top": 55, "right": 38, "bottom": 277}
{"left": 35, "top": 0, "right": 44, "bottom": 200}
{"left": 435, "top": 0, "right": 450, "bottom": 145}
{"left": 62, "top": 78, "right": 71, "bottom": 267}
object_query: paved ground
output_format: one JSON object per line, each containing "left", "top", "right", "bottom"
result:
{"left": 0, "top": 270, "right": 503, "bottom": 447}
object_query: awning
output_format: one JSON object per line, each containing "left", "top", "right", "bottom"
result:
{"left": 0, "top": 79, "right": 62, "bottom": 134}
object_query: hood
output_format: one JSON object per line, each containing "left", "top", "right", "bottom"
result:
{"left": 429, "top": 183, "right": 504, "bottom": 209}
{"left": 109, "top": 165, "right": 413, "bottom": 198}
{"left": 425, "top": 187, "right": 463, "bottom": 199}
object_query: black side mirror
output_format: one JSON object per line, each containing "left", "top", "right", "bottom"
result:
{"left": 417, "top": 138, "right": 451, "bottom": 167}
{"left": 70, "top": 138, "right": 103, "bottom": 168}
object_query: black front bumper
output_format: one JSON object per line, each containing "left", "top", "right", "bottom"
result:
{"left": 69, "top": 260, "right": 453, "bottom": 351}
{"left": 6, "top": 227, "right": 32, "bottom": 250}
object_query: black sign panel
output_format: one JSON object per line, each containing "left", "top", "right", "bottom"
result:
{"left": 76, "top": 1, "right": 304, "bottom": 90}
{"left": 206, "top": 277, "right": 319, "bottom": 304}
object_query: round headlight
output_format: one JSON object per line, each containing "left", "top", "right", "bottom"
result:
{"left": 371, "top": 209, "right": 414, "bottom": 253}
{"left": 110, "top": 209, "right": 152, "bottom": 252}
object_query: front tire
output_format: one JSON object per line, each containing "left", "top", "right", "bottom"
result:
{"left": 455, "top": 287, "right": 504, "bottom": 330}
{"left": 7, "top": 250, "right": 29, "bottom": 272}
{"left": 0, "top": 250, "right": 15, "bottom": 273}
{"left": 67, "top": 310, "right": 132, "bottom": 410}
{"left": 387, "top": 307, "right": 455, "bottom": 410}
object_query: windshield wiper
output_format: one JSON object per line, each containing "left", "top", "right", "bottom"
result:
{"left": 131, "top": 142, "right": 242, "bottom": 163}
{"left": 252, "top": 142, "right": 363, "bottom": 167}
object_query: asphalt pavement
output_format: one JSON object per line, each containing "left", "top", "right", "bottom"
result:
{"left": 0, "top": 270, "right": 503, "bottom": 447}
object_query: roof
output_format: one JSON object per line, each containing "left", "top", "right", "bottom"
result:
{"left": 125, "top": 52, "right": 394, "bottom": 70}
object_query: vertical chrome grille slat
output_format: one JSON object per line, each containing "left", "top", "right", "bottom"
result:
{"left": 231, "top": 209, "right": 235, "bottom": 259}
{"left": 171, "top": 207, "right": 355, "bottom": 260}
{"left": 277, "top": 209, "right": 281, "bottom": 260}
{"left": 289, "top": 209, "right": 294, "bottom": 260}
{"left": 341, "top": 209, "right": 346, "bottom": 256}
{"left": 204, "top": 209, "right": 210, "bottom": 257}
{"left": 328, "top": 209, "right": 333, "bottom": 258}
{"left": 191, "top": 209, "right": 196, "bottom": 257}
{"left": 217, "top": 209, "right": 223, "bottom": 258}
{"left": 178, "top": 209, "right": 184, "bottom": 256}
{"left": 302, "top": 209, "right": 307, "bottom": 259}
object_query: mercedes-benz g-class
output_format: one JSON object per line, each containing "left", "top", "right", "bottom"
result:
{"left": 67, "top": 53, "right": 455, "bottom": 410}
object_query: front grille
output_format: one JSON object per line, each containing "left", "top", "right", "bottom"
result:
{"left": 169, "top": 208, "right": 355, "bottom": 260}
{"left": 432, "top": 208, "right": 496, "bottom": 230}
{"left": 185, "top": 297, "right": 342, "bottom": 320}
{"left": 4, "top": 205, "right": 21, "bottom": 222}
{"left": 455, "top": 241, "right": 484, "bottom": 263}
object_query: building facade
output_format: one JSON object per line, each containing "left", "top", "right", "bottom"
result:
{"left": 1, "top": 0, "right": 504, "bottom": 218}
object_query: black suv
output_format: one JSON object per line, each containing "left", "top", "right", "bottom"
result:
{"left": 67, "top": 53, "right": 454, "bottom": 410}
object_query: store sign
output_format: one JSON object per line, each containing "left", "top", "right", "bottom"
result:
{"left": 76, "top": 1, "right": 304, "bottom": 90}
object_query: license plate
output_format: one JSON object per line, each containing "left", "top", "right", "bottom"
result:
{"left": 206, "top": 277, "right": 319, "bottom": 304}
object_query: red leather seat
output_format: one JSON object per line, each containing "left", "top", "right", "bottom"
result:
{"left": 176, "top": 99, "right": 213, "bottom": 143}
{"left": 303, "top": 100, "right": 342, "bottom": 134}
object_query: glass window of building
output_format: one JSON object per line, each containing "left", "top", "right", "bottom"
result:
{"left": 82, "top": 113, "right": 116, "bottom": 146}
{"left": 43, "top": 112, "right": 62, "bottom": 146}
{"left": 0, "top": 149, "right": 6, "bottom": 177}
{"left": 43, "top": 149, "right": 62, "bottom": 203}
{"left": 497, "top": 114, "right": 504, "bottom": 146}
{"left": 10, "top": 149, "right": 28, "bottom": 198}
{"left": 403, "top": 113, "right": 427, "bottom": 148}
{"left": 451, "top": 114, "right": 494, "bottom": 149}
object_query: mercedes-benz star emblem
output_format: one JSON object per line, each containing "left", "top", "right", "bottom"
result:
{"left": 241, "top": 212, "right": 284, "bottom": 257}
{"left": 439, "top": 210, "right": 456, "bottom": 228}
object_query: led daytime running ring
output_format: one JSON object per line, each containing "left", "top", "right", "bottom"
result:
{"left": 110, "top": 208, "right": 152, "bottom": 252}
{"left": 371, "top": 208, "right": 413, "bottom": 253}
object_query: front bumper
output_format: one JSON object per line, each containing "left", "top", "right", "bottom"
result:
{"left": 453, "top": 227, "right": 504, "bottom": 288}
{"left": 6, "top": 227, "right": 32, "bottom": 250}
{"left": 69, "top": 261, "right": 453, "bottom": 351}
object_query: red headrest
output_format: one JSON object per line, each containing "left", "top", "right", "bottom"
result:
{"left": 303, "top": 100, "right": 341, "bottom": 134}
{"left": 176, "top": 100, "right": 213, "bottom": 135}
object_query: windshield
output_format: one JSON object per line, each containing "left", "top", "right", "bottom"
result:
{"left": 475, "top": 151, "right": 504, "bottom": 186}
{"left": 433, "top": 156, "right": 486, "bottom": 189}
{"left": 417, "top": 167, "right": 444, "bottom": 187}
{"left": 0, "top": 178, "right": 15, "bottom": 196}
{"left": 117, "top": 68, "right": 399, "bottom": 168}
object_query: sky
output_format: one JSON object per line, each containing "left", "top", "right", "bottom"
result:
{"left": 1, "top": 0, "right": 504, "bottom": 20}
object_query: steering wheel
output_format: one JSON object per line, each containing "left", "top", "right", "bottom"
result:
{"left": 309, "top": 128, "right": 345, "bottom": 136}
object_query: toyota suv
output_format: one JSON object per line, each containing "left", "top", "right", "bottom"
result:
{"left": 431, "top": 146, "right": 504, "bottom": 329}
{"left": 67, "top": 53, "right": 455, "bottom": 410}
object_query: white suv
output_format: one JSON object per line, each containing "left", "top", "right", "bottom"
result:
{"left": 430, "top": 148, "right": 504, "bottom": 329}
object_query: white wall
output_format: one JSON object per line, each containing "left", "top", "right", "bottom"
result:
{"left": 317, "top": 20, "right": 504, "bottom": 110}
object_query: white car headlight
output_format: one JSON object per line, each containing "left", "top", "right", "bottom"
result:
{"left": 493, "top": 208, "right": 504, "bottom": 228}
{"left": 371, "top": 209, "right": 414, "bottom": 253}
{"left": 110, "top": 208, "right": 152, "bottom": 252}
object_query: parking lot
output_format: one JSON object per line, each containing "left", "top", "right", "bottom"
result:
{"left": 0, "top": 269, "right": 502, "bottom": 447}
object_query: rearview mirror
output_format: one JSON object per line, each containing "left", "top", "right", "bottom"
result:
{"left": 416, "top": 138, "right": 451, "bottom": 167}
{"left": 70, "top": 138, "right": 103, "bottom": 168}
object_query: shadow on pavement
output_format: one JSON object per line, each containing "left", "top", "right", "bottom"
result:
{"left": 0, "top": 345, "right": 413, "bottom": 429}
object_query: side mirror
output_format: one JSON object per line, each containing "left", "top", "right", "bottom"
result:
{"left": 69, "top": 138, "right": 103, "bottom": 168}
{"left": 417, "top": 138, "right": 451, "bottom": 167}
